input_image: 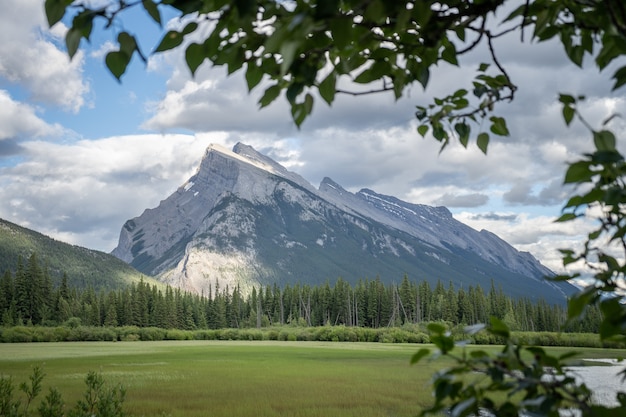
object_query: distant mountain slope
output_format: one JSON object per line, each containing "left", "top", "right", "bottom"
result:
{"left": 0, "top": 218, "right": 158, "bottom": 291}
{"left": 112, "top": 143, "right": 575, "bottom": 304}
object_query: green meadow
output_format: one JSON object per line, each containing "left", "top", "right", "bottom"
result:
{"left": 1, "top": 341, "right": 625, "bottom": 417}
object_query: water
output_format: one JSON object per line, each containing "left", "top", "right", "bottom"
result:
{"left": 566, "top": 359, "right": 626, "bottom": 407}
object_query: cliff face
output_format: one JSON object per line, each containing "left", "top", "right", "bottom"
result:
{"left": 112, "top": 143, "right": 574, "bottom": 303}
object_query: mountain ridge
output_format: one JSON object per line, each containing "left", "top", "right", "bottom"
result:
{"left": 0, "top": 217, "right": 159, "bottom": 291}
{"left": 112, "top": 142, "right": 574, "bottom": 303}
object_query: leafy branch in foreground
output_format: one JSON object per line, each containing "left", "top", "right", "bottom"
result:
{"left": 44, "top": 1, "right": 626, "bottom": 415}
{"left": 416, "top": 100, "right": 626, "bottom": 416}
{"left": 46, "top": 0, "right": 624, "bottom": 151}
{"left": 414, "top": 319, "right": 626, "bottom": 417}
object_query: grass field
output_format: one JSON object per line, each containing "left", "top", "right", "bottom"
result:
{"left": 1, "top": 341, "right": 625, "bottom": 417}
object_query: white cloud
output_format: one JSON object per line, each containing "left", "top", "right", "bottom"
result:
{"left": 0, "top": 134, "right": 224, "bottom": 251}
{"left": 0, "top": 0, "right": 90, "bottom": 112}
{"left": 90, "top": 41, "right": 116, "bottom": 59}
{"left": 0, "top": 90, "right": 65, "bottom": 142}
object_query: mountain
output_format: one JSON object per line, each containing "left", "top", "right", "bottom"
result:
{"left": 112, "top": 143, "right": 574, "bottom": 303}
{"left": 0, "top": 218, "right": 158, "bottom": 291}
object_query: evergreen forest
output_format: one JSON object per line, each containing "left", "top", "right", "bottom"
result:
{"left": 0, "top": 253, "right": 601, "bottom": 337}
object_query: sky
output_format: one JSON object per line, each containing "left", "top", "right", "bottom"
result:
{"left": 1, "top": 0, "right": 625, "bottom": 276}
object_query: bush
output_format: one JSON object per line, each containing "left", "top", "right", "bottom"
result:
{"left": 164, "top": 329, "right": 193, "bottom": 340}
{"left": 67, "top": 326, "right": 116, "bottom": 342}
{"left": 138, "top": 327, "right": 166, "bottom": 341}
{"left": 64, "top": 317, "right": 81, "bottom": 329}
{"left": 1, "top": 326, "right": 34, "bottom": 343}
{"left": 193, "top": 330, "right": 217, "bottom": 340}
{"left": 219, "top": 329, "right": 239, "bottom": 340}
{"left": 329, "top": 326, "right": 358, "bottom": 342}
{"left": 265, "top": 329, "right": 279, "bottom": 340}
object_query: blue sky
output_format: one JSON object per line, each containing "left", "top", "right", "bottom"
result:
{"left": 1, "top": 0, "right": 624, "bottom": 276}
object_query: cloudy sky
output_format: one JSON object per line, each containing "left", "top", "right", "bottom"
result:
{"left": 1, "top": 0, "right": 624, "bottom": 275}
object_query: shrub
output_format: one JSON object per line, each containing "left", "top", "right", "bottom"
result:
{"left": 278, "top": 329, "right": 290, "bottom": 341}
{"left": 193, "top": 330, "right": 217, "bottom": 340}
{"left": 64, "top": 317, "right": 81, "bottom": 329}
{"left": 1, "top": 326, "right": 34, "bottom": 343}
{"left": 265, "top": 329, "right": 279, "bottom": 340}
{"left": 138, "top": 327, "right": 166, "bottom": 341}
{"left": 165, "top": 329, "right": 192, "bottom": 340}
{"left": 219, "top": 329, "right": 239, "bottom": 340}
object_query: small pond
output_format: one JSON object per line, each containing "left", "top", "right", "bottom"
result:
{"left": 566, "top": 359, "right": 625, "bottom": 406}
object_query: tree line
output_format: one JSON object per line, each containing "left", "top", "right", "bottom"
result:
{"left": 1, "top": 253, "right": 600, "bottom": 333}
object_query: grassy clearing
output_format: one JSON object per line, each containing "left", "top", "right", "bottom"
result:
{"left": 1, "top": 341, "right": 625, "bottom": 417}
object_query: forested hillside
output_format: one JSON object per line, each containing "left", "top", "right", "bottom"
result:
{"left": 0, "top": 254, "right": 599, "bottom": 333}
{"left": 0, "top": 218, "right": 158, "bottom": 291}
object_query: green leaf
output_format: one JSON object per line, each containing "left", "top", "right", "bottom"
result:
{"left": 354, "top": 61, "right": 389, "bottom": 84}
{"left": 415, "top": 65, "right": 430, "bottom": 89}
{"left": 489, "top": 317, "right": 510, "bottom": 339}
{"left": 410, "top": 348, "right": 431, "bottom": 364}
{"left": 318, "top": 72, "right": 336, "bottom": 105}
{"left": 594, "top": 130, "right": 616, "bottom": 151}
{"left": 315, "top": 0, "right": 339, "bottom": 19}
{"left": 455, "top": 122, "right": 470, "bottom": 148}
{"left": 568, "top": 287, "right": 596, "bottom": 321}
{"left": 441, "top": 41, "right": 458, "bottom": 66}
{"left": 417, "top": 124, "right": 429, "bottom": 137}
{"left": 478, "top": 63, "right": 490, "bottom": 72}
{"left": 259, "top": 84, "right": 282, "bottom": 108}
{"left": 225, "top": 47, "right": 245, "bottom": 74}
{"left": 612, "top": 65, "right": 626, "bottom": 91}
{"left": 291, "top": 94, "right": 314, "bottom": 127}
{"left": 489, "top": 116, "right": 509, "bottom": 136}
{"left": 45, "top": 0, "right": 70, "bottom": 27}
{"left": 364, "top": 0, "right": 383, "bottom": 22}
{"left": 142, "top": 0, "right": 162, "bottom": 26}
{"left": 105, "top": 51, "right": 130, "bottom": 81}
{"left": 427, "top": 322, "right": 446, "bottom": 335}
{"left": 245, "top": 61, "right": 264, "bottom": 91}
{"left": 117, "top": 32, "right": 138, "bottom": 57}
{"left": 555, "top": 213, "right": 578, "bottom": 223}
{"left": 558, "top": 94, "right": 576, "bottom": 105}
{"left": 562, "top": 105, "right": 575, "bottom": 126}
{"left": 185, "top": 43, "right": 206, "bottom": 76}
{"left": 476, "top": 132, "right": 489, "bottom": 154}
{"left": 279, "top": 41, "right": 299, "bottom": 75}
{"left": 329, "top": 18, "right": 352, "bottom": 50}
{"left": 430, "top": 333, "right": 454, "bottom": 354}
{"left": 155, "top": 22, "right": 198, "bottom": 53}
{"left": 451, "top": 397, "right": 477, "bottom": 417}
{"left": 563, "top": 161, "right": 593, "bottom": 184}
{"left": 286, "top": 82, "right": 304, "bottom": 103}
{"left": 264, "top": 25, "right": 288, "bottom": 54}
{"left": 65, "top": 28, "right": 82, "bottom": 59}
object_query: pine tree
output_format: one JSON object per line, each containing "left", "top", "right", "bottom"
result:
{"left": 103, "top": 292, "right": 118, "bottom": 327}
{"left": 0, "top": 269, "right": 15, "bottom": 325}
{"left": 398, "top": 275, "right": 416, "bottom": 324}
{"left": 0, "top": 270, "right": 13, "bottom": 313}
{"left": 418, "top": 281, "right": 432, "bottom": 322}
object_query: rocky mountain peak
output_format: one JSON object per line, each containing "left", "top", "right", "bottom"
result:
{"left": 112, "top": 143, "right": 574, "bottom": 302}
